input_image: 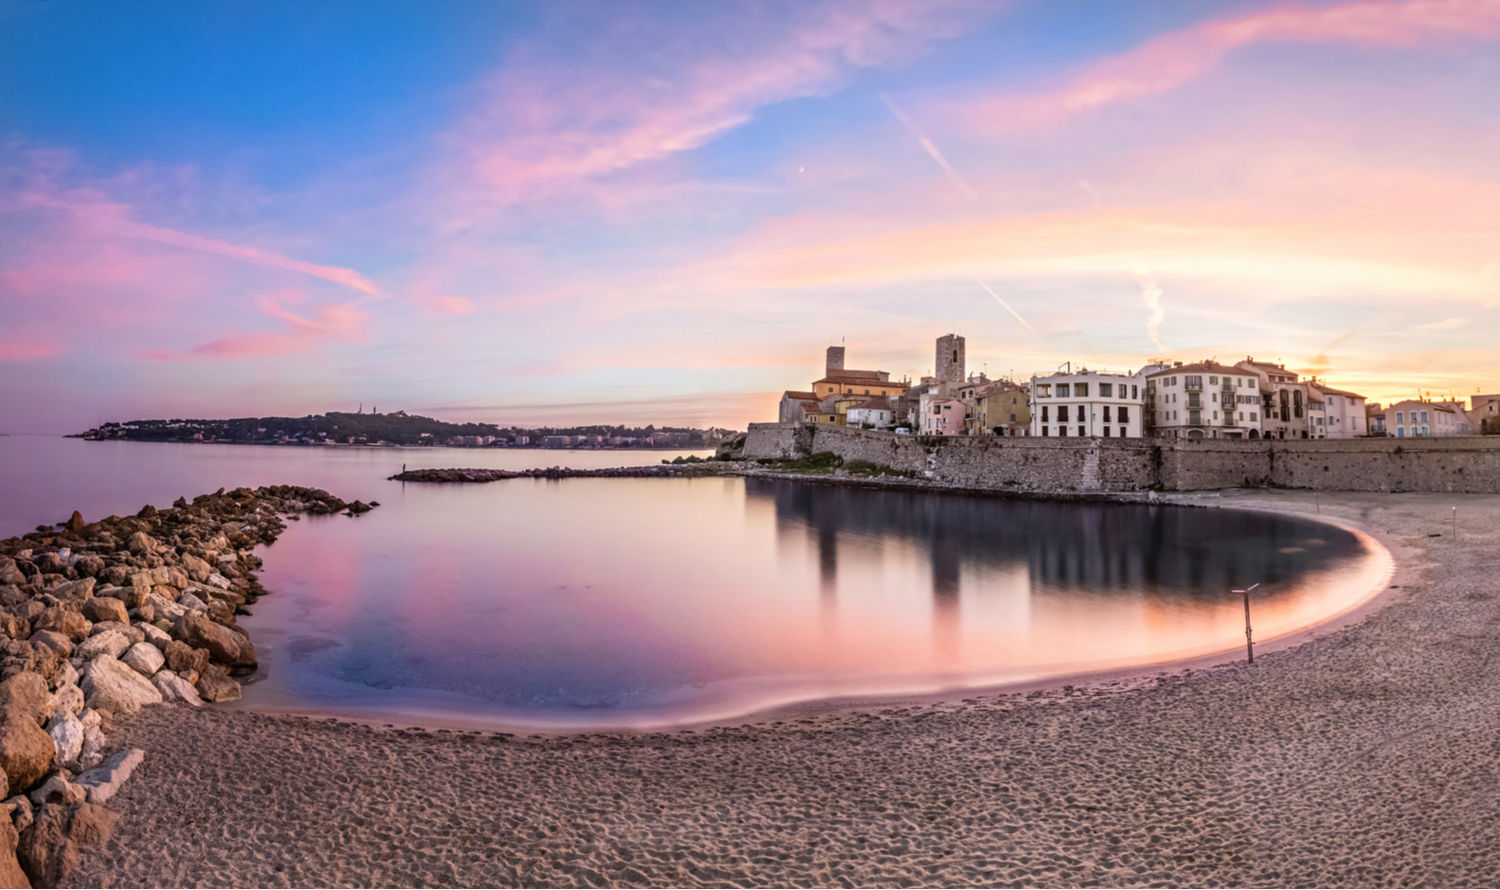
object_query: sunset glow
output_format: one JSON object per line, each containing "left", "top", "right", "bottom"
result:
{"left": 3, "top": 0, "right": 1495, "bottom": 432}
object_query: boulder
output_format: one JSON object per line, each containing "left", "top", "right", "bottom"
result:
{"left": 52, "top": 663, "right": 77, "bottom": 691}
{"left": 172, "top": 612, "right": 240, "bottom": 665}
{"left": 77, "top": 599, "right": 126, "bottom": 626}
{"left": 18, "top": 800, "right": 118, "bottom": 888}
{"left": 102, "top": 583, "right": 147, "bottom": 610}
{"left": 150, "top": 671, "right": 201, "bottom": 707}
{"left": 177, "top": 592, "right": 208, "bottom": 614}
{"left": 144, "top": 593, "right": 185, "bottom": 624}
{"left": 26, "top": 775, "right": 83, "bottom": 809}
{"left": 29, "top": 611, "right": 88, "bottom": 645}
{"left": 69, "top": 555, "right": 104, "bottom": 580}
{"left": 78, "top": 655, "right": 161, "bottom": 717}
{"left": 0, "top": 816, "right": 26, "bottom": 890}
{"left": 75, "top": 748, "right": 143, "bottom": 806}
{"left": 134, "top": 623, "right": 170, "bottom": 648}
{"left": 46, "top": 686, "right": 82, "bottom": 720}
{"left": 77, "top": 729, "right": 104, "bottom": 772}
{"left": 0, "top": 613, "right": 27, "bottom": 642}
{"left": 44, "top": 711, "right": 83, "bottom": 771}
{"left": 4, "top": 796, "right": 32, "bottom": 834}
{"left": 120, "top": 643, "right": 163, "bottom": 677}
{"left": 0, "top": 675, "right": 52, "bottom": 727}
{"left": 22, "top": 633, "right": 67, "bottom": 661}
{"left": 64, "top": 513, "right": 84, "bottom": 535}
{"left": 74, "top": 632, "right": 130, "bottom": 663}
{"left": 87, "top": 622, "right": 142, "bottom": 646}
{"left": 205, "top": 573, "right": 232, "bottom": 591}
{"left": 180, "top": 552, "right": 211, "bottom": 583}
{"left": 0, "top": 717, "right": 53, "bottom": 791}
{"left": 194, "top": 665, "right": 241, "bottom": 703}
{"left": 124, "top": 531, "right": 155, "bottom": 554}
{"left": 0, "top": 560, "right": 23, "bottom": 588}
{"left": 47, "top": 580, "right": 92, "bottom": 605}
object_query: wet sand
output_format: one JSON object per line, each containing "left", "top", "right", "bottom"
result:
{"left": 71, "top": 490, "right": 1500, "bottom": 888}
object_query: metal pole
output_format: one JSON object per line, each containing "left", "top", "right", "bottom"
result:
{"left": 1235, "top": 583, "right": 1260, "bottom": 664}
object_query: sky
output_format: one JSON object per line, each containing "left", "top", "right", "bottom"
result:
{"left": 2, "top": 0, "right": 1497, "bottom": 434}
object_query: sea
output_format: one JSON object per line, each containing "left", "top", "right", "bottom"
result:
{"left": 0, "top": 434, "right": 1388, "bottom": 729}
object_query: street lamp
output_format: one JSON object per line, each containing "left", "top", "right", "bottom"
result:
{"left": 1234, "top": 583, "right": 1260, "bottom": 663}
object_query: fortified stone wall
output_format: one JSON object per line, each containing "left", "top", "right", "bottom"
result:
{"left": 740, "top": 423, "right": 1500, "bottom": 494}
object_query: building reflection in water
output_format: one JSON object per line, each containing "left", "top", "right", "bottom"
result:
{"left": 751, "top": 477, "right": 1357, "bottom": 672}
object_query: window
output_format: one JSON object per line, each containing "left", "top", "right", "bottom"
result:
{"left": 1077, "top": 426, "right": 1085, "bottom": 436}
{"left": 1398, "top": 427, "right": 1405, "bottom": 437}
{"left": 1423, "top": 425, "right": 1430, "bottom": 436}
{"left": 1009, "top": 413, "right": 1016, "bottom": 422}
{"left": 1057, "top": 384, "right": 1070, "bottom": 397}
{"left": 1075, "top": 383, "right": 1089, "bottom": 397}
{"left": 1251, "top": 413, "right": 1257, "bottom": 421}
{"left": 1103, "top": 405, "right": 1112, "bottom": 422}
{"left": 1132, "top": 385, "right": 1139, "bottom": 399}
{"left": 1119, "top": 406, "right": 1130, "bottom": 423}
{"left": 1103, "top": 427, "right": 1111, "bottom": 437}
{"left": 1396, "top": 411, "right": 1404, "bottom": 423}
{"left": 1058, "top": 405, "right": 1070, "bottom": 422}
{"left": 1422, "top": 411, "right": 1429, "bottom": 423}
{"left": 1210, "top": 376, "right": 1218, "bottom": 385}
{"left": 1059, "top": 427, "right": 1067, "bottom": 436}
{"left": 1042, "top": 427, "right": 1049, "bottom": 436}
{"left": 1041, "top": 406, "right": 1049, "bottom": 422}
{"left": 1100, "top": 383, "right": 1113, "bottom": 397}
{"left": 1185, "top": 375, "right": 1202, "bottom": 388}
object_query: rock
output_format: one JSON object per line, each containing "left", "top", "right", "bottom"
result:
{"left": 205, "top": 572, "right": 231, "bottom": 591}
{"left": 77, "top": 729, "right": 103, "bottom": 772}
{"left": 29, "top": 611, "right": 87, "bottom": 645}
{"left": 172, "top": 612, "right": 240, "bottom": 665}
{"left": 134, "top": 623, "right": 170, "bottom": 648}
{"left": 86, "top": 621, "right": 142, "bottom": 646}
{"left": 75, "top": 711, "right": 98, "bottom": 731}
{"left": 4, "top": 795, "right": 32, "bottom": 834}
{"left": 64, "top": 513, "right": 84, "bottom": 534}
{"left": 77, "top": 599, "right": 126, "bottom": 626}
{"left": 180, "top": 552, "right": 211, "bottom": 583}
{"left": 149, "top": 670, "right": 201, "bottom": 706}
{"left": 18, "top": 800, "right": 118, "bottom": 887}
{"left": 45, "top": 711, "right": 83, "bottom": 771}
{"left": 119, "top": 643, "right": 163, "bottom": 677}
{"left": 0, "top": 561, "right": 23, "bottom": 588}
{"left": 47, "top": 580, "right": 92, "bottom": 605}
{"left": 0, "top": 612, "right": 28, "bottom": 642}
{"left": 52, "top": 664, "right": 76, "bottom": 692}
{"left": 69, "top": 555, "right": 104, "bottom": 580}
{"left": 0, "top": 675, "right": 52, "bottom": 727}
{"left": 102, "top": 583, "right": 146, "bottom": 610}
{"left": 26, "top": 775, "right": 83, "bottom": 809}
{"left": 0, "top": 815, "right": 26, "bottom": 890}
{"left": 177, "top": 592, "right": 208, "bottom": 614}
{"left": 124, "top": 531, "right": 155, "bottom": 554}
{"left": 22, "top": 634, "right": 67, "bottom": 662}
{"left": 74, "top": 632, "right": 130, "bottom": 663}
{"left": 46, "top": 686, "right": 81, "bottom": 720}
{"left": 194, "top": 664, "right": 241, "bottom": 703}
{"left": 74, "top": 748, "right": 143, "bottom": 805}
{"left": 0, "top": 717, "right": 54, "bottom": 792}
{"left": 161, "top": 641, "right": 208, "bottom": 677}
{"left": 144, "top": 593, "right": 185, "bottom": 624}
{"left": 78, "top": 655, "right": 161, "bottom": 717}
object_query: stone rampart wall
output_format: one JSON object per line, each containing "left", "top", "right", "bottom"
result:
{"left": 741, "top": 423, "right": 1500, "bottom": 493}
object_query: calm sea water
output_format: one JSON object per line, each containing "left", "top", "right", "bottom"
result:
{"left": 0, "top": 436, "right": 1386, "bottom": 729}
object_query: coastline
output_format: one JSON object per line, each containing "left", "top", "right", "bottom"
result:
{"left": 68, "top": 486, "right": 1500, "bottom": 887}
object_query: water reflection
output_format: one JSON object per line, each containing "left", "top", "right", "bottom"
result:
{"left": 234, "top": 477, "right": 1385, "bottom": 729}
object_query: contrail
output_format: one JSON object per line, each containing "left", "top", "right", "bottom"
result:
{"left": 972, "top": 275, "right": 1041, "bottom": 339}
{"left": 880, "top": 93, "right": 978, "bottom": 202}
{"left": 1133, "top": 263, "right": 1168, "bottom": 351}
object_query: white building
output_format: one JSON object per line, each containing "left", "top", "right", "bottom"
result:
{"left": 1309, "top": 383, "right": 1368, "bottom": 438}
{"left": 1029, "top": 368, "right": 1145, "bottom": 438}
{"left": 846, "top": 396, "right": 894, "bottom": 429}
{"left": 1384, "top": 400, "right": 1465, "bottom": 437}
{"left": 1145, "top": 362, "right": 1263, "bottom": 439}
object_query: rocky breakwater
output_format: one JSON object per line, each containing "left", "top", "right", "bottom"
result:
{"left": 389, "top": 464, "right": 717, "bottom": 483}
{"left": 0, "top": 484, "right": 363, "bottom": 886}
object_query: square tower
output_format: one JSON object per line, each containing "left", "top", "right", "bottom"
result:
{"left": 825, "top": 345, "right": 846, "bottom": 372}
{"left": 936, "top": 334, "right": 965, "bottom": 383}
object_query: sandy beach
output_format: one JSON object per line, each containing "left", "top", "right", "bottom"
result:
{"left": 69, "top": 490, "right": 1500, "bottom": 888}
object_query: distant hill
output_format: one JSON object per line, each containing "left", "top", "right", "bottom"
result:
{"left": 75, "top": 412, "right": 732, "bottom": 448}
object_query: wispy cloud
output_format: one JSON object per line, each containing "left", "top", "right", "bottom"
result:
{"left": 1133, "top": 265, "right": 1168, "bottom": 351}
{"left": 880, "top": 92, "right": 978, "bottom": 201}
{"left": 1415, "top": 317, "right": 1467, "bottom": 330}
{"left": 144, "top": 290, "right": 371, "bottom": 361}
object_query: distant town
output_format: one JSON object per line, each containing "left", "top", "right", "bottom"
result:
{"left": 75, "top": 411, "right": 733, "bottom": 450}
{"left": 780, "top": 339, "right": 1500, "bottom": 440}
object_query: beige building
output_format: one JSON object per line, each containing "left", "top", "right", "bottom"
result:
{"left": 1384, "top": 400, "right": 1465, "bottom": 437}
{"left": 1146, "top": 361, "right": 1262, "bottom": 439}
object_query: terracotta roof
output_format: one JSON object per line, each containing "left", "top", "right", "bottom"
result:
{"left": 811, "top": 371, "right": 897, "bottom": 385}
{"left": 1143, "top": 361, "right": 1239, "bottom": 377}
{"left": 781, "top": 390, "right": 819, "bottom": 401}
{"left": 850, "top": 396, "right": 891, "bottom": 411}
{"left": 1310, "top": 385, "right": 1366, "bottom": 400}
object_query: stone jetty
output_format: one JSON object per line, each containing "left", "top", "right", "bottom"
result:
{"left": 389, "top": 464, "right": 713, "bottom": 483}
{"left": 0, "top": 484, "right": 366, "bottom": 886}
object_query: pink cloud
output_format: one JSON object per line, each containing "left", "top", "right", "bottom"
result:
{"left": 0, "top": 339, "right": 60, "bottom": 362}
{"left": 146, "top": 292, "right": 371, "bottom": 361}
{"left": 429, "top": 1, "right": 990, "bottom": 227}
{"left": 975, "top": 0, "right": 1500, "bottom": 131}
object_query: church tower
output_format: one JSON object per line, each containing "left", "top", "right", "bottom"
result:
{"left": 825, "top": 345, "right": 846, "bottom": 373}
{"left": 935, "top": 334, "right": 965, "bottom": 383}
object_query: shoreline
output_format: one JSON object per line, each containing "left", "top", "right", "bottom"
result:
{"left": 69, "top": 486, "right": 1500, "bottom": 887}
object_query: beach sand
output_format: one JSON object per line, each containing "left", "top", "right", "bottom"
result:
{"left": 70, "top": 490, "right": 1500, "bottom": 888}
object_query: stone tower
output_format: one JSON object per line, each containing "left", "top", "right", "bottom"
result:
{"left": 826, "top": 345, "right": 846, "bottom": 373}
{"left": 935, "top": 334, "right": 965, "bottom": 383}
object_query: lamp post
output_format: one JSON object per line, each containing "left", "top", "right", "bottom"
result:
{"left": 1234, "top": 583, "right": 1260, "bottom": 664}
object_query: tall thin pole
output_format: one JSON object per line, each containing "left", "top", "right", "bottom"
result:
{"left": 1235, "top": 583, "right": 1260, "bottom": 664}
